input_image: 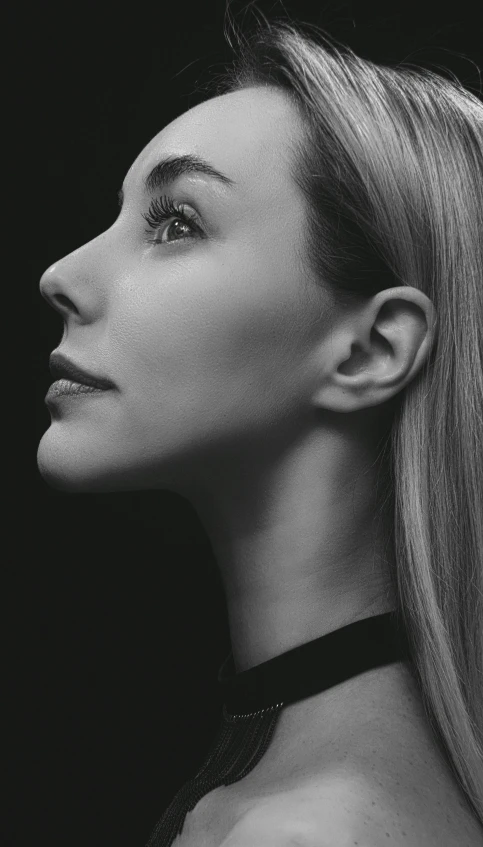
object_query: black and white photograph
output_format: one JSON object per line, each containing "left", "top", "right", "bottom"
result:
{"left": 25, "top": 2, "right": 483, "bottom": 845}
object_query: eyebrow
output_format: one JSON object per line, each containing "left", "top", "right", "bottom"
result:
{"left": 117, "top": 153, "right": 236, "bottom": 208}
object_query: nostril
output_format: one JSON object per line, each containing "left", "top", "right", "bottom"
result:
{"left": 54, "top": 294, "right": 74, "bottom": 310}
{"left": 42, "top": 292, "right": 79, "bottom": 316}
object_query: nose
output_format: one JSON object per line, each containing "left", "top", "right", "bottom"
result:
{"left": 39, "top": 266, "right": 79, "bottom": 318}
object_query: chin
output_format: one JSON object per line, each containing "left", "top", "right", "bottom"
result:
{"left": 37, "top": 453, "right": 113, "bottom": 494}
{"left": 36, "top": 428, "right": 182, "bottom": 494}
{"left": 37, "top": 432, "right": 129, "bottom": 494}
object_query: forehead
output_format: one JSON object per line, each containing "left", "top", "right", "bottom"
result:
{"left": 126, "top": 87, "right": 301, "bottom": 195}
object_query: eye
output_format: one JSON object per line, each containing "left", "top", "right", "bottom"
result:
{"left": 142, "top": 194, "right": 204, "bottom": 245}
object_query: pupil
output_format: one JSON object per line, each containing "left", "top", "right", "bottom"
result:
{"left": 170, "top": 220, "right": 186, "bottom": 239}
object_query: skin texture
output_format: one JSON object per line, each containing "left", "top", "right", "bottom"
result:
{"left": 37, "top": 86, "right": 452, "bottom": 841}
{"left": 38, "top": 86, "right": 437, "bottom": 670}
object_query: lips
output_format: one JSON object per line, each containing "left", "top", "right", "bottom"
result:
{"left": 49, "top": 350, "right": 115, "bottom": 390}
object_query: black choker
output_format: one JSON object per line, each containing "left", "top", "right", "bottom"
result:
{"left": 218, "top": 609, "right": 410, "bottom": 715}
{"left": 145, "top": 611, "right": 410, "bottom": 847}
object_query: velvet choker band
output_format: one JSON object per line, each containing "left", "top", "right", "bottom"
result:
{"left": 145, "top": 610, "right": 411, "bottom": 847}
{"left": 218, "top": 610, "right": 411, "bottom": 716}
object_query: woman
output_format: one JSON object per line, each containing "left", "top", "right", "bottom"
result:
{"left": 37, "top": 16, "right": 483, "bottom": 847}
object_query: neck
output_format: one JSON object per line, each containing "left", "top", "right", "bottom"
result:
{"left": 186, "top": 422, "right": 396, "bottom": 672}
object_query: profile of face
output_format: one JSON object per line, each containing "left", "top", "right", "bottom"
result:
{"left": 38, "top": 86, "right": 335, "bottom": 497}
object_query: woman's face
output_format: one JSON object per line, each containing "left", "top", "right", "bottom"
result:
{"left": 38, "top": 86, "right": 328, "bottom": 495}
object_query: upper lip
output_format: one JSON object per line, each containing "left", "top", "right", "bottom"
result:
{"left": 49, "top": 351, "right": 115, "bottom": 390}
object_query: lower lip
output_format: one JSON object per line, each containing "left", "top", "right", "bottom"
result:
{"left": 45, "top": 379, "right": 112, "bottom": 403}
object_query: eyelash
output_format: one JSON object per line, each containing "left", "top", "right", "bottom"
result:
{"left": 142, "top": 194, "right": 203, "bottom": 245}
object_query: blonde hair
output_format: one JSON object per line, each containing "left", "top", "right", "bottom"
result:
{"left": 206, "top": 12, "right": 483, "bottom": 827}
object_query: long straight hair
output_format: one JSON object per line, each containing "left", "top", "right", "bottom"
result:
{"left": 206, "top": 13, "right": 483, "bottom": 827}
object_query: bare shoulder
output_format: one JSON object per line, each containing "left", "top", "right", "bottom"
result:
{"left": 308, "top": 768, "right": 483, "bottom": 847}
{"left": 184, "top": 668, "right": 483, "bottom": 847}
{"left": 220, "top": 767, "right": 483, "bottom": 847}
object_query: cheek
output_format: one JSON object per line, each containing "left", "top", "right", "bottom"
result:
{"left": 109, "top": 257, "right": 312, "bottom": 431}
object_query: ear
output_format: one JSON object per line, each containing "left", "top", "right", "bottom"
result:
{"left": 311, "top": 286, "right": 438, "bottom": 413}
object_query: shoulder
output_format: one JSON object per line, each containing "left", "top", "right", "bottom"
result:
{"left": 219, "top": 777, "right": 378, "bottom": 846}
{"left": 221, "top": 770, "right": 483, "bottom": 847}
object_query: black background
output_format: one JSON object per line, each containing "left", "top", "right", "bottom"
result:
{"left": 24, "top": 2, "right": 482, "bottom": 846}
